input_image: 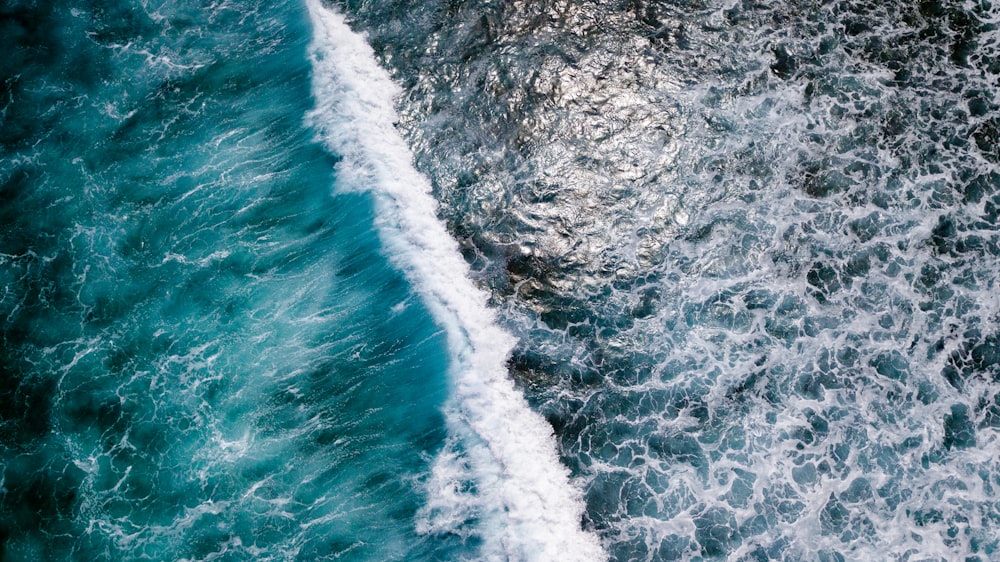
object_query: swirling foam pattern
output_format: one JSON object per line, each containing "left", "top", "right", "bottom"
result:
{"left": 336, "top": 0, "right": 1000, "bottom": 559}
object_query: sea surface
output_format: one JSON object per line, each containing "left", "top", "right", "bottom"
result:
{"left": 2, "top": 0, "right": 1000, "bottom": 560}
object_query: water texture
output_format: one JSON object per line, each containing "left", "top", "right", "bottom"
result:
{"left": 1, "top": 1, "right": 458, "bottom": 559}
{"left": 304, "top": 2, "right": 602, "bottom": 559}
{"left": 5, "top": 0, "right": 1000, "bottom": 560}
{"left": 333, "top": 0, "right": 1000, "bottom": 560}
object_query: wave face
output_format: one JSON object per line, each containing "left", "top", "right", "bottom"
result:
{"left": 1, "top": 1, "right": 457, "bottom": 560}
{"left": 329, "top": 0, "right": 1000, "bottom": 560}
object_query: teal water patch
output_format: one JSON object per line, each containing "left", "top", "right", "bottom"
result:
{"left": 0, "top": 1, "right": 457, "bottom": 559}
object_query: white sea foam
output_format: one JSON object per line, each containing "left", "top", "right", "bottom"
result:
{"left": 303, "top": 1, "right": 606, "bottom": 559}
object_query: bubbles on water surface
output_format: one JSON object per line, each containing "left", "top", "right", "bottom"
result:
{"left": 340, "top": 0, "right": 1000, "bottom": 558}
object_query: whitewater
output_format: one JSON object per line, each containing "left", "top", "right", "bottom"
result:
{"left": 304, "top": 1, "right": 606, "bottom": 560}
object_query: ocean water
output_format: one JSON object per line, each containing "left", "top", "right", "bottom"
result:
{"left": 0, "top": 1, "right": 457, "bottom": 559}
{"left": 1, "top": 0, "right": 597, "bottom": 560}
{"left": 3, "top": 0, "right": 1000, "bottom": 561}
{"left": 336, "top": 0, "right": 1000, "bottom": 560}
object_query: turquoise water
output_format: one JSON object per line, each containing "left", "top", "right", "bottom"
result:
{"left": 0, "top": 1, "right": 460, "bottom": 559}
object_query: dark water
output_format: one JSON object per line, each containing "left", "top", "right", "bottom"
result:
{"left": 337, "top": 0, "right": 1000, "bottom": 559}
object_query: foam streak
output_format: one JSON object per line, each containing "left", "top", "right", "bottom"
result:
{"left": 303, "top": 1, "right": 606, "bottom": 560}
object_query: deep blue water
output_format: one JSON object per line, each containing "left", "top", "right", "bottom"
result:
{"left": 5, "top": 0, "right": 1000, "bottom": 560}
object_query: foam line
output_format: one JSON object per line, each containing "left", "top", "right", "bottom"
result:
{"left": 303, "top": 1, "right": 606, "bottom": 560}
